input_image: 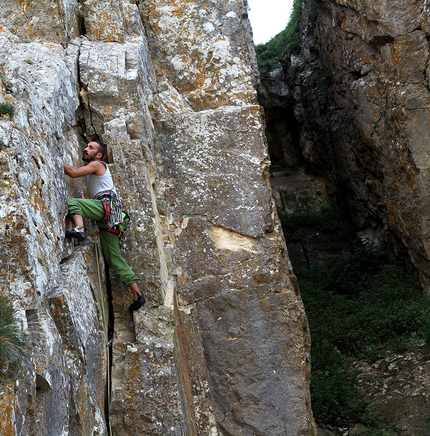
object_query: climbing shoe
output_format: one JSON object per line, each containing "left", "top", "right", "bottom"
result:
{"left": 129, "top": 293, "right": 146, "bottom": 312}
{"left": 65, "top": 227, "right": 87, "bottom": 242}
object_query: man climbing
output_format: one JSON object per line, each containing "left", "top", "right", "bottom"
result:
{"left": 64, "top": 140, "right": 146, "bottom": 312}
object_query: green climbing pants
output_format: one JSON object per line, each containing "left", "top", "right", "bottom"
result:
{"left": 67, "top": 198, "right": 137, "bottom": 287}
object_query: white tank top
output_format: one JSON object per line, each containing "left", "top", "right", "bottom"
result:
{"left": 86, "top": 162, "right": 116, "bottom": 198}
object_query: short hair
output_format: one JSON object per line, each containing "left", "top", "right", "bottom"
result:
{"left": 91, "top": 141, "right": 106, "bottom": 158}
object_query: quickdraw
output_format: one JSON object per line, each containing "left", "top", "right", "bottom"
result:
{"left": 95, "top": 190, "right": 130, "bottom": 236}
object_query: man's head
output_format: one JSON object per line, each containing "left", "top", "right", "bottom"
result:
{"left": 82, "top": 141, "right": 106, "bottom": 162}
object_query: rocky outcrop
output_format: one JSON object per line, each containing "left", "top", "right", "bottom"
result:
{"left": 0, "top": 1, "right": 314, "bottom": 435}
{"left": 264, "top": 0, "right": 430, "bottom": 291}
{"left": 352, "top": 350, "right": 430, "bottom": 435}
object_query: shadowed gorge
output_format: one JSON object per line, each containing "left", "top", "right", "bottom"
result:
{"left": 257, "top": 0, "right": 430, "bottom": 434}
{"left": 0, "top": 0, "right": 314, "bottom": 435}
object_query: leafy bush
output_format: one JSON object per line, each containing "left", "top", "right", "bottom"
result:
{"left": 311, "top": 340, "right": 366, "bottom": 427}
{"left": 255, "top": 0, "right": 303, "bottom": 76}
{"left": 0, "top": 297, "right": 26, "bottom": 381}
{"left": 300, "top": 250, "right": 429, "bottom": 355}
{"left": 297, "top": 247, "right": 429, "bottom": 427}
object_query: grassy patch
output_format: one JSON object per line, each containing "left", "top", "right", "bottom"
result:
{"left": 0, "top": 103, "right": 15, "bottom": 119}
{"left": 0, "top": 297, "right": 26, "bottom": 383}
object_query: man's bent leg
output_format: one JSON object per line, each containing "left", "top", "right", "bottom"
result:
{"left": 98, "top": 228, "right": 145, "bottom": 310}
{"left": 99, "top": 228, "right": 137, "bottom": 285}
{"left": 66, "top": 198, "right": 105, "bottom": 241}
{"left": 67, "top": 198, "right": 105, "bottom": 221}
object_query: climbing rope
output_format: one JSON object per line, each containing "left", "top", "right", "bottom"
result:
{"left": 94, "top": 234, "right": 113, "bottom": 436}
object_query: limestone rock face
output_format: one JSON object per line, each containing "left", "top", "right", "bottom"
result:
{"left": 0, "top": 1, "right": 315, "bottom": 435}
{"left": 271, "top": 0, "right": 430, "bottom": 290}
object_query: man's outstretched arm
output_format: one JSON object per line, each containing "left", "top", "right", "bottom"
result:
{"left": 64, "top": 161, "right": 105, "bottom": 178}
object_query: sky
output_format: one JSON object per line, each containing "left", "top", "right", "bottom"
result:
{"left": 247, "top": 0, "right": 295, "bottom": 45}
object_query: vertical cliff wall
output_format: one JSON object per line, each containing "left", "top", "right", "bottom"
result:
{"left": 271, "top": 0, "right": 430, "bottom": 291}
{"left": 0, "top": 0, "right": 315, "bottom": 434}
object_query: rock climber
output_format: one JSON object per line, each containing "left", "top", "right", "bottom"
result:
{"left": 64, "top": 140, "right": 146, "bottom": 312}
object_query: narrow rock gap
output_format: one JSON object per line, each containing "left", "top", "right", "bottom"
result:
{"left": 75, "top": 45, "right": 99, "bottom": 143}
{"left": 75, "top": 47, "right": 89, "bottom": 142}
{"left": 76, "top": 0, "right": 87, "bottom": 37}
{"left": 77, "top": 11, "right": 87, "bottom": 37}
{"left": 73, "top": 40, "right": 114, "bottom": 432}
{"left": 59, "top": 255, "right": 71, "bottom": 264}
{"left": 104, "top": 262, "right": 114, "bottom": 435}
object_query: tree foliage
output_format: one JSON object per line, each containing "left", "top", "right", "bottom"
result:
{"left": 255, "top": 0, "right": 303, "bottom": 76}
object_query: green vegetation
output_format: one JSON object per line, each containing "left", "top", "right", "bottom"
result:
{"left": 0, "top": 297, "right": 26, "bottom": 382}
{"left": 0, "top": 103, "right": 15, "bottom": 119}
{"left": 309, "top": 0, "right": 319, "bottom": 23}
{"left": 300, "top": 249, "right": 429, "bottom": 427}
{"left": 308, "top": 67, "right": 329, "bottom": 95}
{"left": 282, "top": 209, "right": 430, "bottom": 432}
{"left": 280, "top": 207, "right": 351, "bottom": 243}
{"left": 255, "top": 0, "right": 303, "bottom": 76}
